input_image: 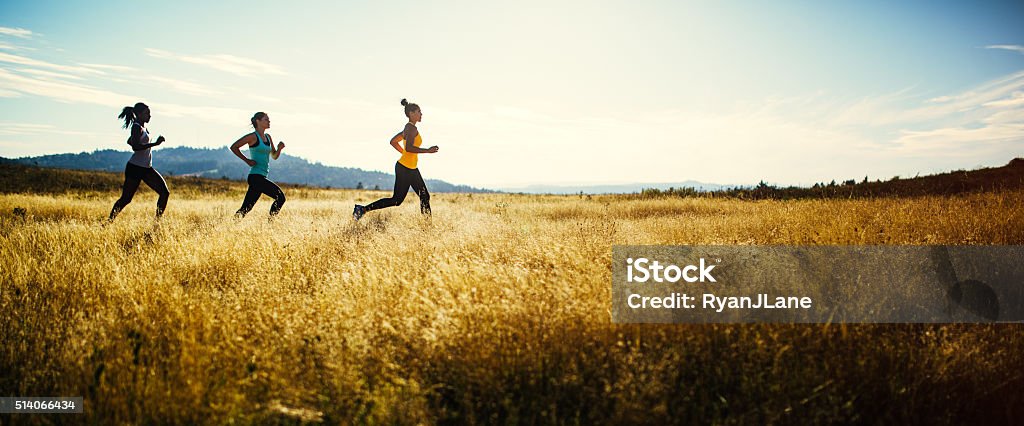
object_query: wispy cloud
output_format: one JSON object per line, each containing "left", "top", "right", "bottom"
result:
{"left": 144, "top": 48, "right": 286, "bottom": 77}
{"left": 2, "top": 49, "right": 220, "bottom": 97}
{"left": 821, "top": 71, "right": 1024, "bottom": 130}
{"left": 813, "top": 70, "right": 1024, "bottom": 157}
{"left": 17, "top": 68, "right": 84, "bottom": 81}
{"left": 0, "top": 68, "right": 131, "bottom": 106}
{"left": 0, "top": 52, "right": 105, "bottom": 76}
{"left": 0, "top": 67, "right": 246, "bottom": 127}
{"left": 0, "top": 42, "right": 35, "bottom": 52}
{"left": 0, "top": 122, "right": 97, "bottom": 137}
{"left": 893, "top": 124, "right": 1024, "bottom": 157}
{"left": 79, "top": 63, "right": 139, "bottom": 73}
{"left": 0, "top": 27, "right": 33, "bottom": 39}
{"left": 915, "top": 71, "right": 1024, "bottom": 109}
{"left": 0, "top": 47, "right": 326, "bottom": 133}
{"left": 984, "top": 44, "right": 1024, "bottom": 55}
{"left": 983, "top": 91, "right": 1024, "bottom": 108}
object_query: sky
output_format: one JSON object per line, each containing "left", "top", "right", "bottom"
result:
{"left": 0, "top": 0, "right": 1022, "bottom": 189}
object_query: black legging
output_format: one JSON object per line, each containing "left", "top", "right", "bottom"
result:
{"left": 235, "top": 174, "right": 286, "bottom": 217}
{"left": 365, "top": 162, "right": 431, "bottom": 215}
{"left": 109, "top": 163, "right": 170, "bottom": 220}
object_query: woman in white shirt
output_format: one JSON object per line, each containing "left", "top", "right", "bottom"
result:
{"left": 108, "top": 102, "right": 169, "bottom": 222}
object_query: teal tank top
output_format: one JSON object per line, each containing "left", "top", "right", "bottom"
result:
{"left": 249, "top": 131, "right": 271, "bottom": 176}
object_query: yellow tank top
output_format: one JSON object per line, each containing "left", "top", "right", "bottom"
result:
{"left": 398, "top": 132, "right": 422, "bottom": 169}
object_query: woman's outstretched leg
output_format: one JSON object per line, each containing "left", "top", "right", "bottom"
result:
{"left": 237, "top": 174, "right": 286, "bottom": 217}
{"left": 109, "top": 176, "right": 142, "bottom": 221}
{"left": 356, "top": 163, "right": 413, "bottom": 220}
{"left": 235, "top": 175, "right": 264, "bottom": 218}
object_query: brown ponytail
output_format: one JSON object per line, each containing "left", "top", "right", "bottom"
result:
{"left": 118, "top": 102, "right": 147, "bottom": 129}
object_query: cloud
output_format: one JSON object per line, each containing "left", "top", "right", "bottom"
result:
{"left": 0, "top": 65, "right": 288, "bottom": 133}
{"left": 17, "top": 68, "right": 83, "bottom": 81}
{"left": 0, "top": 67, "right": 131, "bottom": 106}
{"left": 0, "top": 48, "right": 330, "bottom": 135}
{"left": 79, "top": 63, "right": 139, "bottom": 73}
{"left": 821, "top": 71, "right": 1024, "bottom": 130}
{"left": 832, "top": 71, "right": 1024, "bottom": 157}
{"left": 0, "top": 66, "right": 247, "bottom": 126}
{"left": 984, "top": 45, "right": 1024, "bottom": 55}
{"left": 0, "top": 27, "right": 33, "bottom": 39}
{"left": 144, "top": 48, "right": 286, "bottom": 77}
{"left": 893, "top": 124, "right": 1024, "bottom": 157}
{"left": 897, "top": 73, "right": 1024, "bottom": 148}
{"left": 0, "top": 42, "right": 35, "bottom": 52}
{"left": 2, "top": 49, "right": 221, "bottom": 97}
{"left": 0, "top": 52, "right": 105, "bottom": 76}
{"left": 918, "top": 71, "right": 1024, "bottom": 108}
{"left": 539, "top": 67, "right": 1024, "bottom": 184}
{"left": 0, "top": 122, "right": 97, "bottom": 137}
{"left": 982, "top": 91, "right": 1024, "bottom": 108}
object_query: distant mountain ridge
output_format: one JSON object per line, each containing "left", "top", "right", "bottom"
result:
{"left": 13, "top": 149, "right": 1021, "bottom": 197}
{"left": 634, "top": 158, "right": 1024, "bottom": 200}
{"left": 503, "top": 181, "right": 732, "bottom": 194}
{"left": 13, "top": 147, "right": 489, "bottom": 193}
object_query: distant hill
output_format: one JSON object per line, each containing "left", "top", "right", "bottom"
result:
{"left": 7, "top": 151, "right": 1024, "bottom": 199}
{"left": 503, "top": 181, "right": 731, "bottom": 194}
{"left": 11, "top": 147, "right": 490, "bottom": 193}
{"left": 634, "top": 158, "right": 1024, "bottom": 200}
{"left": 0, "top": 159, "right": 243, "bottom": 195}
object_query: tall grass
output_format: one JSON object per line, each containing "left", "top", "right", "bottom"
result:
{"left": 2, "top": 186, "right": 1023, "bottom": 423}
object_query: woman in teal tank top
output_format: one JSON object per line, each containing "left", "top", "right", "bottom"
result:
{"left": 230, "top": 112, "right": 287, "bottom": 217}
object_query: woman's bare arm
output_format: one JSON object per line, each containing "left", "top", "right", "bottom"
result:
{"left": 230, "top": 134, "right": 257, "bottom": 166}
{"left": 403, "top": 124, "right": 439, "bottom": 153}
{"left": 389, "top": 131, "right": 405, "bottom": 153}
{"left": 270, "top": 135, "right": 285, "bottom": 160}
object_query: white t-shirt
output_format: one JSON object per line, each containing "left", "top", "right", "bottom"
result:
{"left": 127, "top": 123, "right": 153, "bottom": 168}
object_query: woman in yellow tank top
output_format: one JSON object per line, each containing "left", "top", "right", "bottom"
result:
{"left": 353, "top": 99, "right": 439, "bottom": 220}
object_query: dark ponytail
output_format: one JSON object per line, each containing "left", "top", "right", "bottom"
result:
{"left": 118, "top": 102, "right": 148, "bottom": 129}
{"left": 251, "top": 112, "right": 267, "bottom": 129}
{"left": 118, "top": 106, "right": 135, "bottom": 129}
{"left": 401, "top": 98, "right": 419, "bottom": 117}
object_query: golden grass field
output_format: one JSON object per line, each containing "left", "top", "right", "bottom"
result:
{"left": 2, "top": 178, "right": 1024, "bottom": 424}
